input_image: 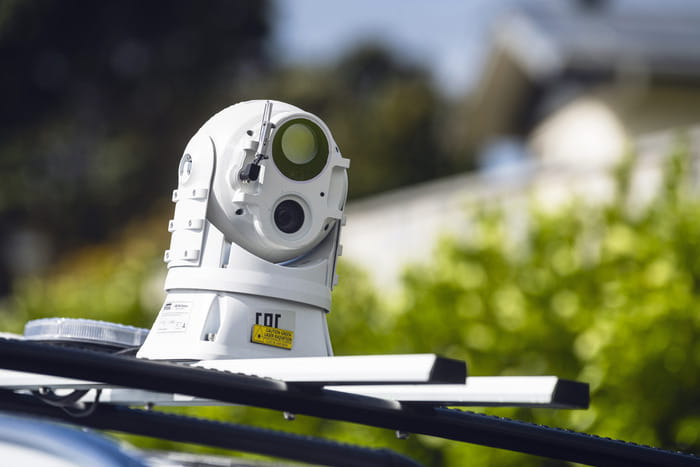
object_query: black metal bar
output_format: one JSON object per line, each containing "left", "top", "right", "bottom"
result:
{"left": 0, "top": 338, "right": 697, "bottom": 466}
{"left": 0, "top": 389, "right": 420, "bottom": 467}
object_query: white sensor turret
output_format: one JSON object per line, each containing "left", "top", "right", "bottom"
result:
{"left": 137, "top": 100, "right": 349, "bottom": 361}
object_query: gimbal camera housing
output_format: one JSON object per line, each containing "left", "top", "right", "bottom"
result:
{"left": 137, "top": 100, "right": 350, "bottom": 361}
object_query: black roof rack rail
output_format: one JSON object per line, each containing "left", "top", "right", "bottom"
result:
{"left": 0, "top": 338, "right": 697, "bottom": 467}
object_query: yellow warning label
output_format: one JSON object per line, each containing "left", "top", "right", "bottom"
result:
{"left": 251, "top": 324, "right": 294, "bottom": 350}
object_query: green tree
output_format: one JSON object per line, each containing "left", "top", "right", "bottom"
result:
{"left": 390, "top": 141, "right": 700, "bottom": 465}
{"left": 0, "top": 0, "right": 271, "bottom": 293}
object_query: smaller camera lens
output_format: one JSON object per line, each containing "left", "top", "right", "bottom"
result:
{"left": 274, "top": 200, "right": 305, "bottom": 234}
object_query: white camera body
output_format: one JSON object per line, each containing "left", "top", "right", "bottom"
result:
{"left": 137, "top": 100, "right": 349, "bottom": 361}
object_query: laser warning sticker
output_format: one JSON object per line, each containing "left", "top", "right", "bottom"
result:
{"left": 251, "top": 324, "right": 294, "bottom": 350}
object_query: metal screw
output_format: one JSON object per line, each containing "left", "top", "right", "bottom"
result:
{"left": 395, "top": 430, "right": 410, "bottom": 440}
{"left": 283, "top": 412, "right": 296, "bottom": 421}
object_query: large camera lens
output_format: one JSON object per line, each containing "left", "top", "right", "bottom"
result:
{"left": 274, "top": 200, "right": 305, "bottom": 234}
{"left": 281, "top": 123, "right": 317, "bottom": 164}
{"left": 272, "top": 118, "right": 329, "bottom": 181}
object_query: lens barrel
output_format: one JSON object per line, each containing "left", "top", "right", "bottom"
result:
{"left": 272, "top": 119, "right": 329, "bottom": 181}
{"left": 274, "top": 200, "right": 305, "bottom": 234}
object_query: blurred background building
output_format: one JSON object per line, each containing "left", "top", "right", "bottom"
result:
{"left": 470, "top": 0, "right": 700, "bottom": 168}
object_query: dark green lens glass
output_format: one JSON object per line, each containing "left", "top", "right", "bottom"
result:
{"left": 272, "top": 119, "right": 329, "bottom": 181}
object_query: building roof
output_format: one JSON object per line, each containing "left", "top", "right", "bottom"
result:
{"left": 500, "top": 2, "right": 700, "bottom": 82}
{"left": 467, "top": 1, "right": 700, "bottom": 147}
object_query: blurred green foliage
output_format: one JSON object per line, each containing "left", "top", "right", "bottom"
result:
{"left": 388, "top": 141, "right": 700, "bottom": 465}
{"left": 0, "top": 0, "right": 271, "bottom": 293}
{"left": 0, "top": 214, "right": 168, "bottom": 333}
{"left": 0, "top": 0, "right": 270, "bottom": 234}
{"left": 2, "top": 141, "right": 699, "bottom": 466}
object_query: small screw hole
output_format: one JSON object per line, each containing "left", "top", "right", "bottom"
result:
{"left": 246, "top": 130, "right": 253, "bottom": 136}
{"left": 320, "top": 192, "right": 325, "bottom": 197}
{"left": 235, "top": 209, "right": 244, "bottom": 215}
{"left": 324, "top": 224, "right": 329, "bottom": 231}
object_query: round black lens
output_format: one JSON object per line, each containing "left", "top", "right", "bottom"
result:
{"left": 274, "top": 200, "right": 305, "bottom": 234}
